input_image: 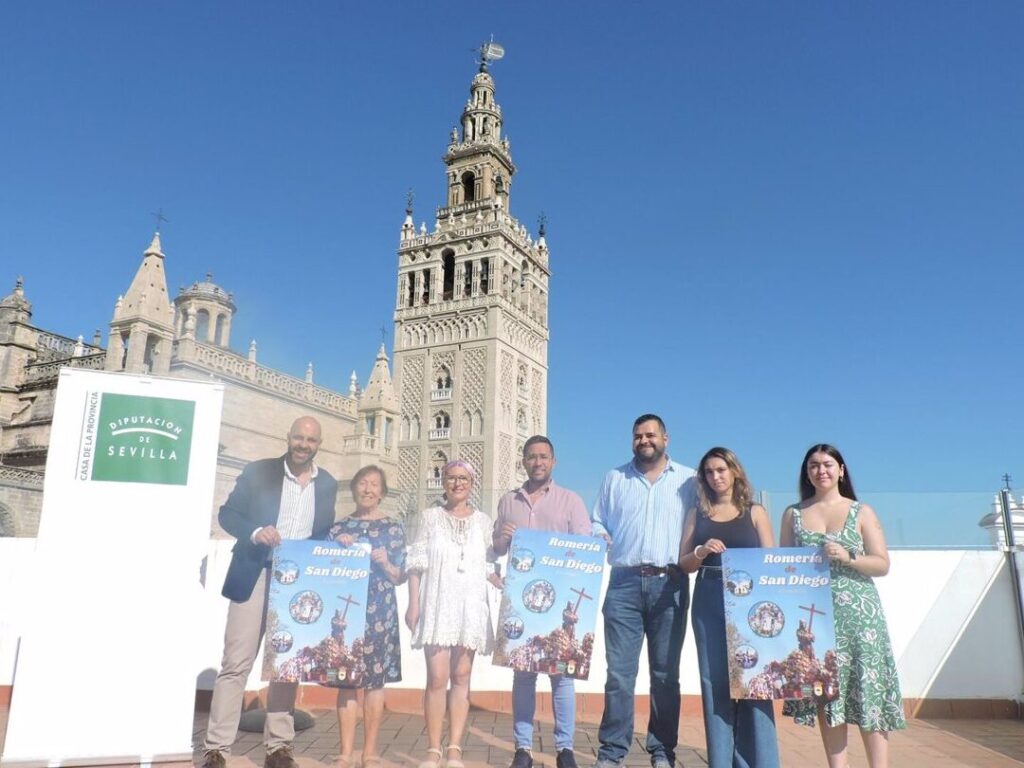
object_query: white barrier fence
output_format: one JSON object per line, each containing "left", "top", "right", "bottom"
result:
{"left": 0, "top": 541, "right": 1021, "bottom": 702}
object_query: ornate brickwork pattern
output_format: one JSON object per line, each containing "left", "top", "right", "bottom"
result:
{"left": 398, "top": 445, "right": 421, "bottom": 513}
{"left": 462, "top": 347, "right": 487, "bottom": 413}
{"left": 499, "top": 350, "right": 514, "bottom": 428}
{"left": 459, "top": 441, "right": 485, "bottom": 509}
{"left": 400, "top": 353, "right": 425, "bottom": 419}
{"left": 498, "top": 434, "right": 514, "bottom": 497}
{"left": 531, "top": 367, "right": 545, "bottom": 434}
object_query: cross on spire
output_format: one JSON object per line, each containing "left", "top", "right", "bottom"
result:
{"left": 151, "top": 208, "right": 169, "bottom": 233}
{"left": 337, "top": 593, "right": 361, "bottom": 621}
{"left": 799, "top": 602, "right": 826, "bottom": 631}
{"left": 570, "top": 585, "right": 593, "bottom": 613}
{"left": 1004, "top": 473, "right": 1014, "bottom": 491}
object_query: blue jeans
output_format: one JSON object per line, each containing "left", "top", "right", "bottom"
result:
{"left": 692, "top": 570, "right": 779, "bottom": 768}
{"left": 597, "top": 567, "right": 688, "bottom": 765}
{"left": 512, "top": 670, "right": 576, "bottom": 751}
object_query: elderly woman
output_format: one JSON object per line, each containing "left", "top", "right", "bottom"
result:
{"left": 780, "top": 444, "right": 905, "bottom": 768}
{"left": 405, "top": 460, "right": 496, "bottom": 768}
{"left": 328, "top": 465, "right": 406, "bottom": 768}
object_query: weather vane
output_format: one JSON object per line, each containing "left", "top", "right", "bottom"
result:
{"left": 538, "top": 211, "right": 547, "bottom": 237}
{"left": 477, "top": 36, "right": 505, "bottom": 71}
{"left": 406, "top": 188, "right": 414, "bottom": 215}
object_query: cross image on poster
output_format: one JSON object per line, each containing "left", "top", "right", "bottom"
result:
{"left": 721, "top": 547, "right": 839, "bottom": 702}
{"left": 492, "top": 529, "right": 604, "bottom": 679}
{"left": 262, "top": 539, "right": 372, "bottom": 687}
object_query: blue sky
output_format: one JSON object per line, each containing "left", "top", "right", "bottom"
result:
{"left": 2, "top": 3, "right": 1021, "bottom": 543}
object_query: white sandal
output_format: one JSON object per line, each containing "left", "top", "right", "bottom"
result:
{"left": 417, "top": 747, "right": 443, "bottom": 768}
{"left": 445, "top": 744, "right": 465, "bottom": 768}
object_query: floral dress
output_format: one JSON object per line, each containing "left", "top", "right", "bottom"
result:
{"left": 783, "top": 502, "right": 906, "bottom": 731}
{"left": 406, "top": 505, "right": 495, "bottom": 653}
{"left": 326, "top": 516, "right": 406, "bottom": 689}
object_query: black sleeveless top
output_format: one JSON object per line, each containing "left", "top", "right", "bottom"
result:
{"left": 693, "top": 508, "right": 761, "bottom": 568}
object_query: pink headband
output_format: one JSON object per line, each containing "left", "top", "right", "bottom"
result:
{"left": 442, "top": 459, "right": 476, "bottom": 479}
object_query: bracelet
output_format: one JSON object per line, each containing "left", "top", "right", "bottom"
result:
{"left": 694, "top": 545, "right": 707, "bottom": 560}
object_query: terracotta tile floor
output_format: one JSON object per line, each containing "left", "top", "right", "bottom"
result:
{"left": 3, "top": 703, "right": 1023, "bottom": 767}
{"left": 187, "top": 706, "right": 1024, "bottom": 768}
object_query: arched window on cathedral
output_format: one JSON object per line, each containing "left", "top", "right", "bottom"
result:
{"left": 406, "top": 273, "right": 416, "bottom": 308}
{"left": 421, "top": 268, "right": 431, "bottom": 305}
{"left": 441, "top": 249, "right": 455, "bottom": 301}
{"left": 480, "top": 259, "right": 490, "bottom": 294}
{"left": 195, "top": 309, "right": 210, "bottom": 343}
{"left": 214, "top": 314, "right": 227, "bottom": 346}
{"left": 434, "top": 411, "right": 450, "bottom": 429}
{"left": 411, "top": 416, "right": 421, "bottom": 440}
{"left": 463, "top": 260, "right": 473, "bottom": 297}
{"left": 462, "top": 410, "right": 472, "bottom": 437}
{"left": 461, "top": 171, "right": 476, "bottom": 203}
{"left": 143, "top": 334, "right": 161, "bottom": 374}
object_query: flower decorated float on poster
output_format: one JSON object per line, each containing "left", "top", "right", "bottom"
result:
{"left": 493, "top": 529, "right": 604, "bottom": 680}
{"left": 262, "top": 539, "right": 371, "bottom": 688}
{"left": 721, "top": 546, "right": 839, "bottom": 702}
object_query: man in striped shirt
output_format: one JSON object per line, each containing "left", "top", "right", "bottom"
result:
{"left": 202, "top": 416, "right": 339, "bottom": 768}
{"left": 591, "top": 414, "right": 695, "bottom": 768}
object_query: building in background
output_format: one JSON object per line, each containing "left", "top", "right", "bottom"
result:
{"left": 393, "top": 56, "right": 550, "bottom": 518}
{"left": 0, "top": 53, "right": 548, "bottom": 536}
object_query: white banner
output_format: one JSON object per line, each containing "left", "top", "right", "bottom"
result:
{"left": 2, "top": 369, "right": 224, "bottom": 767}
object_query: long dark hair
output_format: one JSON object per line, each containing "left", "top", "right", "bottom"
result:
{"left": 695, "top": 447, "right": 754, "bottom": 518}
{"left": 799, "top": 443, "right": 857, "bottom": 501}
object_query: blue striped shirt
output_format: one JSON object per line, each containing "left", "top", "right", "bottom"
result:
{"left": 591, "top": 457, "right": 696, "bottom": 567}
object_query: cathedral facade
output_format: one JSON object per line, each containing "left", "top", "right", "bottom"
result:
{"left": 0, "top": 54, "right": 548, "bottom": 536}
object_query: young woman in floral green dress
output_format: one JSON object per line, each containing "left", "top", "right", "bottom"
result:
{"left": 780, "top": 444, "right": 905, "bottom": 768}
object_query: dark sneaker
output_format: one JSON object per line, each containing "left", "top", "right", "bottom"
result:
{"left": 201, "top": 751, "right": 226, "bottom": 768}
{"left": 556, "top": 749, "right": 578, "bottom": 768}
{"left": 264, "top": 747, "right": 298, "bottom": 768}
{"left": 509, "top": 748, "right": 534, "bottom": 768}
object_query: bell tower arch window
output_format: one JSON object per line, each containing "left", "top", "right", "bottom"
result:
{"left": 461, "top": 171, "right": 476, "bottom": 203}
{"left": 442, "top": 249, "right": 455, "bottom": 300}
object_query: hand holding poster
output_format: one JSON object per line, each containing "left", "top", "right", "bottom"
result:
{"left": 262, "top": 539, "right": 371, "bottom": 687}
{"left": 492, "top": 529, "right": 604, "bottom": 679}
{"left": 721, "top": 546, "right": 839, "bottom": 702}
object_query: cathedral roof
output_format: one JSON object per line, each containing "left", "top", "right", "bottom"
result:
{"left": 175, "top": 272, "right": 236, "bottom": 311}
{"left": 113, "top": 233, "right": 173, "bottom": 330}
{"left": 359, "top": 343, "right": 398, "bottom": 412}
{"left": 0, "top": 276, "right": 31, "bottom": 313}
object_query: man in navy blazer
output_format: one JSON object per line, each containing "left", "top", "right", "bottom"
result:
{"left": 203, "top": 416, "right": 338, "bottom": 768}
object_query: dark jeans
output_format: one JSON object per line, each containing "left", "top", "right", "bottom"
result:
{"left": 597, "top": 567, "right": 689, "bottom": 765}
{"left": 693, "top": 569, "right": 779, "bottom": 768}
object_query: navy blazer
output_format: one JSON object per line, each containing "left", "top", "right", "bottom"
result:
{"left": 219, "top": 455, "right": 339, "bottom": 602}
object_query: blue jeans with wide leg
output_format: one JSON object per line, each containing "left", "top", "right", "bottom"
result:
{"left": 692, "top": 569, "right": 780, "bottom": 768}
{"left": 597, "top": 567, "right": 688, "bottom": 765}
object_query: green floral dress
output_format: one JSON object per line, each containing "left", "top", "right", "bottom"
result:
{"left": 783, "top": 502, "right": 906, "bottom": 732}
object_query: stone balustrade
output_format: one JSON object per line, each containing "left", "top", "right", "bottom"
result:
{"left": 174, "top": 340, "right": 357, "bottom": 416}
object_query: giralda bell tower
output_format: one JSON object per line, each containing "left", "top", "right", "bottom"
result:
{"left": 392, "top": 44, "right": 550, "bottom": 519}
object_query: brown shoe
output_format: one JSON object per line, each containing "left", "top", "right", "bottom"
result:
{"left": 264, "top": 747, "right": 298, "bottom": 768}
{"left": 201, "top": 750, "right": 227, "bottom": 768}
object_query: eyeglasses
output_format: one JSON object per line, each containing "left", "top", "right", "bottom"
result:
{"left": 444, "top": 475, "right": 472, "bottom": 486}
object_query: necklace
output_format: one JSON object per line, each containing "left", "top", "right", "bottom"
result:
{"left": 444, "top": 508, "right": 472, "bottom": 571}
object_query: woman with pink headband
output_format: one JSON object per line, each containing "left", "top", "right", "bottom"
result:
{"left": 405, "top": 459, "right": 498, "bottom": 768}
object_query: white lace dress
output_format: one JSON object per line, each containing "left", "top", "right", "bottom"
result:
{"left": 406, "top": 505, "right": 495, "bottom": 653}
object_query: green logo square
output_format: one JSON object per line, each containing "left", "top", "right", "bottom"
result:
{"left": 90, "top": 393, "right": 196, "bottom": 485}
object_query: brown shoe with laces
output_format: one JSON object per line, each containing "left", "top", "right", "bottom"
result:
{"left": 264, "top": 746, "right": 298, "bottom": 768}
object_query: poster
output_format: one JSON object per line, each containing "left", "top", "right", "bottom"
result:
{"left": 721, "top": 546, "right": 839, "bottom": 701}
{"left": 492, "top": 529, "right": 604, "bottom": 679}
{"left": 262, "top": 538, "right": 372, "bottom": 687}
